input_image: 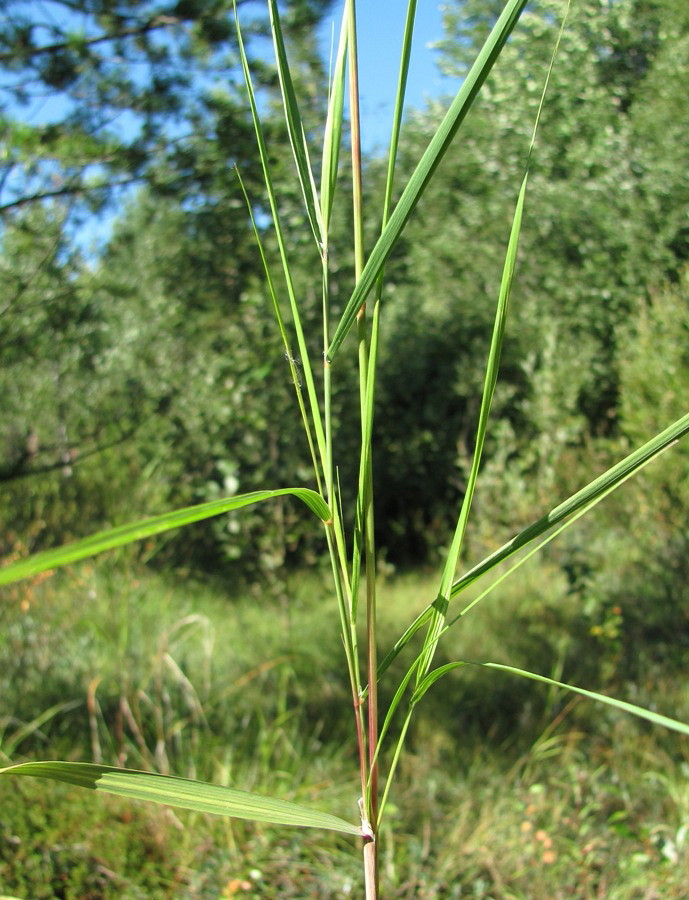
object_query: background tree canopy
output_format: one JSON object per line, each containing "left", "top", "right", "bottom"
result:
{"left": 1, "top": 0, "right": 688, "bottom": 618}
{"left": 0, "top": 0, "right": 332, "bottom": 216}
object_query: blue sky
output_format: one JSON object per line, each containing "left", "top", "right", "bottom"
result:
{"left": 320, "top": 1, "right": 459, "bottom": 152}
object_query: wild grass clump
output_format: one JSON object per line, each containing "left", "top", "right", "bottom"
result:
{"left": 2, "top": 563, "right": 689, "bottom": 896}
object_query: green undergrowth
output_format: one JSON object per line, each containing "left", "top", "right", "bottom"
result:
{"left": 1, "top": 562, "right": 688, "bottom": 896}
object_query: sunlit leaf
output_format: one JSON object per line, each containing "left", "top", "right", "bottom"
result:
{"left": 480, "top": 663, "right": 689, "bottom": 737}
{"left": 0, "top": 761, "right": 361, "bottom": 835}
{"left": 0, "top": 489, "right": 332, "bottom": 585}
{"left": 327, "top": 0, "right": 528, "bottom": 360}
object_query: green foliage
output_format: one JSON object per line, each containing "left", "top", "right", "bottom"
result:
{"left": 362, "top": 0, "right": 689, "bottom": 558}
{"left": 0, "top": 781, "right": 185, "bottom": 898}
{"left": 2, "top": 761, "right": 359, "bottom": 835}
{"left": 0, "top": 205, "right": 168, "bottom": 553}
{"left": 2, "top": 565, "right": 689, "bottom": 896}
{"left": 0, "top": 182, "right": 328, "bottom": 573}
{"left": 0, "top": 488, "right": 331, "bottom": 586}
{"left": 4, "top": 0, "right": 688, "bottom": 573}
{"left": 0, "top": 0, "right": 340, "bottom": 575}
{"left": 0, "top": 0, "right": 334, "bottom": 219}
{"left": 599, "top": 270, "right": 689, "bottom": 674}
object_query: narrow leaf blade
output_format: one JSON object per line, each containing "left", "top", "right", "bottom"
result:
{"left": 233, "top": 1, "right": 327, "bottom": 469}
{"left": 451, "top": 412, "right": 689, "bottom": 600}
{"left": 269, "top": 0, "right": 324, "bottom": 247}
{"left": 480, "top": 663, "right": 689, "bottom": 737}
{"left": 326, "top": 0, "right": 528, "bottom": 360}
{"left": 0, "top": 762, "right": 361, "bottom": 835}
{"left": 377, "top": 605, "right": 434, "bottom": 682}
{"left": 0, "top": 488, "right": 332, "bottom": 585}
{"left": 320, "top": 11, "right": 348, "bottom": 233}
{"left": 381, "top": 416, "right": 689, "bottom": 679}
{"left": 415, "top": 173, "right": 529, "bottom": 683}
{"left": 409, "top": 661, "right": 689, "bottom": 737}
{"left": 411, "top": 662, "right": 468, "bottom": 706}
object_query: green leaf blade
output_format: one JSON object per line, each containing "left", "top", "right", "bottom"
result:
{"left": 411, "top": 662, "right": 468, "bottom": 707}
{"left": 233, "top": 0, "right": 327, "bottom": 470}
{"left": 0, "top": 488, "right": 332, "bottom": 586}
{"left": 407, "top": 660, "right": 689, "bottom": 737}
{"left": 0, "top": 762, "right": 361, "bottom": 835}
{"left": 414, "top": 165, "right": 528, "bottom": 688}
{"left": 480, "top": 664, "right": 689, "bottom": 738}
{"left": 380, "top": 416, "right": 689, "bottom": 681}
{"left": 268, "top": 0, "right": 324, "bottom": 248}
{"left": 326, "top": 0, "right": 528, "bottom": 361}
{"left": 320, "top": 11, "right": 348, "bottom": 234}
{"left": 451, "top": 412, "right": 689, "bottom": 601}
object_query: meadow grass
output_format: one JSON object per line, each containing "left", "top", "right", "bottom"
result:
{"left": 2, "top": 562, "right": 689, "bottom": 897}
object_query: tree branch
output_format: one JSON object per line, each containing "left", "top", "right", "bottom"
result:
{"left": 0, "top": 16, "right": 183, "bottom": 64}
{"left": 0, "top": 175, "right": 142, "bottom": 214}
{"left": 0, "top": 427, "right": 141, "bottom": 484}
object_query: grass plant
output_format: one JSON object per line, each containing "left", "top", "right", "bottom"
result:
{"left": 1, "top": 0, "right": 689, "bottom": 895}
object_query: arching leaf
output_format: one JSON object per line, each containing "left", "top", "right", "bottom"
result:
{"left": 0, "top": 761, "right": 361, "bottom": 835}
{"left": 0, "top": 489, "right": 332, "bottom": 585}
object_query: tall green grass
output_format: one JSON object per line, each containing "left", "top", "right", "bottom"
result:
{"left": 2, "top": 0, "right": 689, "bottom": 894}
{"left": 2, "top": 564, "right": 689, "bottom": 896}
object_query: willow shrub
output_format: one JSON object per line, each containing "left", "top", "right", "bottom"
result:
{"left": 2, "top": 1, "right": 689, "bottom": 896}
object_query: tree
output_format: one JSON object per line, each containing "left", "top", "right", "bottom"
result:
{"left": 0, "top": 0, "right": 338, "bottom": 572}
{"left": 363, "top": 0, "right": 689, "bottom": 559}
{"left": 0, "top": 0, "right": 333, "bottom": 224}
